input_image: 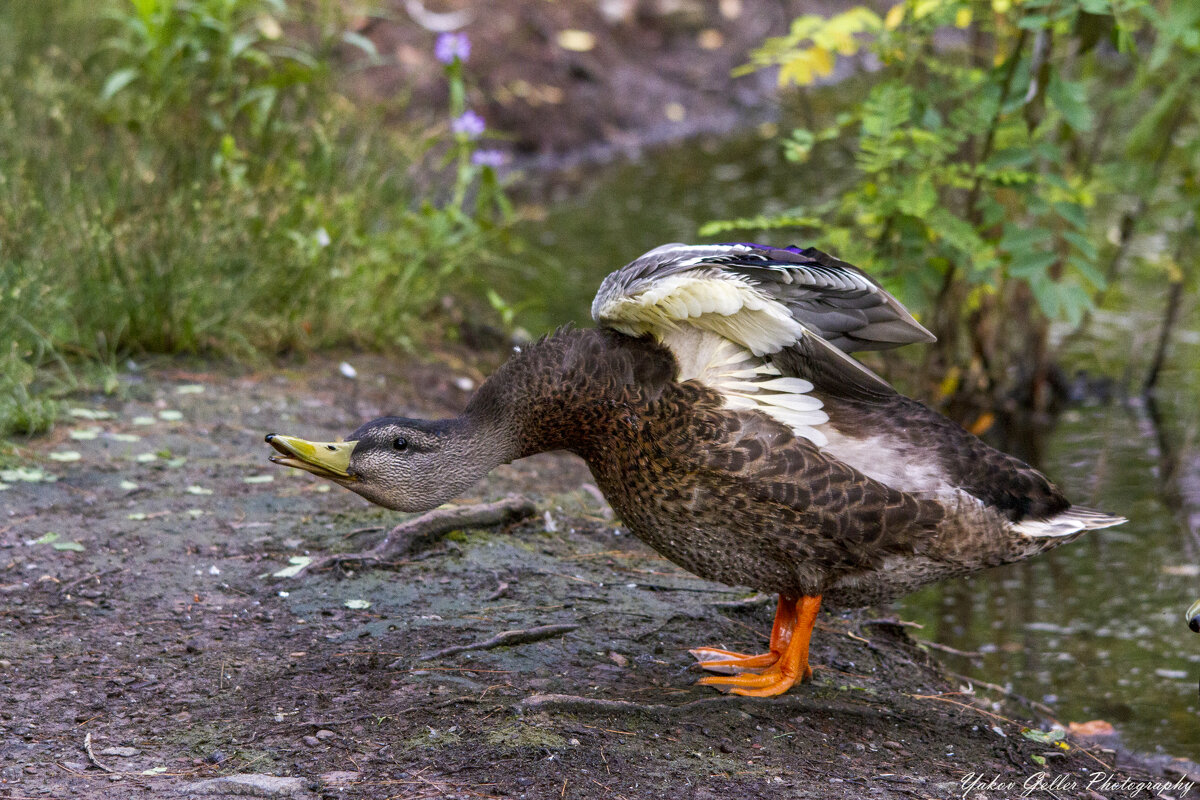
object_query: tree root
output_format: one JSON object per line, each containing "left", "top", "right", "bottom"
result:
{"left": 410, "top": 623, "right": 579, "bottom": 665}
{"left": 285, "top": 496, "right": 537, "bottom": 579}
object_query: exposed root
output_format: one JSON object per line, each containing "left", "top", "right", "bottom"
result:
{"left": 284, "top": 496, "right": 537, "bottom": 579}
{"left": 415, "top": 623, "right": 579, "bottom": 663}
{"left": 82, "top": 732, "right": 115, "bottom": 773}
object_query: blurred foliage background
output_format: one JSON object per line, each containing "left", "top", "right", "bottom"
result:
{"left": 2, "top": 0, "right": 1197, "bottom": 436}
{"left": 708, "top": 0, "right": 1199, "bottom": 417}
{"left": 0, "top": 0, "right": 514, "bottom": 436}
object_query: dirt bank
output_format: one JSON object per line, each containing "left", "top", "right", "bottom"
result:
{"left": 1, "top": 352, "right": 1190, "bottom": 799}
{"left": 349, "top": 0, "right": 865, "bottom": 164}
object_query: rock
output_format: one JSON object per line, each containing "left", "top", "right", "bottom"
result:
{"left": 302, "top": 735, "right": 320, "bottom": 747}
{"left": 176, "top": 774, "right": 314, "bottom": 798}
{"left": 100, "top": 746, "right": 140, "bottom": 757}
{"left": 314, "top": 729, "right": 335, "bottom": 740}
{"left": 319, "top": 771, "right": 360, "bottom": 786}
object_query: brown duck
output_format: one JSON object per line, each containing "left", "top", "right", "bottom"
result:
{"left": 266, "top": 243, "right": 1125, "bottom": 697}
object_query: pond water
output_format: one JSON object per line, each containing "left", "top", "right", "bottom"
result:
{"left": 512, "top": 128, "right": 1200, "bottom": 761}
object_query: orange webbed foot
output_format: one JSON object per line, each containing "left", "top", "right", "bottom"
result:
{"left": 693, "top": 594, "right": 821, "bottom": 697}
{"left": 688, "top": 647, "right": 780, "bottom": 675}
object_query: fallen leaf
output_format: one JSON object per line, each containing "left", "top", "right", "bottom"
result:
{"left": 158, "top": 410, "right": 184, "bottom": 421}
{"left": 33, "top": 532, "right": 60, "bottom": 544}
{"left": 186, "top": 485, "right": 213, "bottom": 496}
{"left": 1068, "top": 720, "right": 1115, "bottom": 737}
{"left": 49, "top": 451, "right": 82, "bottom": 462}
{"left": 110, "top": 433, "right": 141, "bottom": 443}
{"left": 344, "top": 599, "right": 371, "bottom": 610}
{"left": 120, "top": 480, "right": 139, "bottom": 491}
{"left": 53, "top": 542, "right": 85, "bottom": 552}
{"left": 243, "top": 475, "right": 274, "bottom": 484}
{"left": 69, "top": 408, "right": 114, "bottom": 420}
{"left": 175, "top": 384, "right": 205, "bottom": 394}
{"left": 1, "top": 467, "right": 57, "bottom": 483}
{"left": 272, "top": 556, "right": 313, "bottom": 579}
{"left": 135, "top": 453, "right": 158, "bottom": 463}
{"left": 69, "top": 428, "right": 101, "bottom": 440}
{"left": 1162, "top": 564, "right": 1200, "bottom": 577}
{"left": 556, "top": 29, "right": 595, "bottom": 52}
{"left": 1020, "top": 728, "right": 1065, "bottom": 744}
{"left": 132, "top": 416, "right": 156, "bottom": 426}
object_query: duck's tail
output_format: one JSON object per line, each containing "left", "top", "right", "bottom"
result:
{"left": 1012, "top": 505, "right": 1127, "bottom": 538}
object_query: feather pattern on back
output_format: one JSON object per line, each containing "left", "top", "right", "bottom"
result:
{"left": 590, "top": 242, "right": 1126, "bottom": 543}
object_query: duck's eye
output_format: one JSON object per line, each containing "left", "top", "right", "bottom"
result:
{"left": 393, "top": 437, "right": 408, "bottom": 452}
{"left": 1191, "top": 616, "right": 1200, "bottom": 634}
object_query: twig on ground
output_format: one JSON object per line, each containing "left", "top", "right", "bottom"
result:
{"left": 61, "top": 568, "right": 120, "bottom": 593}
{"left": 485, "top": 581, "right": 511, "bottom": 601}
{"left": 342, "top": 526, "right": 384, "bottom": 539}
{"left": 83, "top": 732, "right": 115, "bottom": 773}
{"left": 514, "top": 692, "right": 838, "bottom": 718}
{"left": 861, "top": 617, "right": 925, "bottom": 629}
{"left": 415, "top": 623, "right": 579, "bottom": 663}
{"left": 706, "top": 592, "right": 773, "bottom": 608}
{"left": 943, "top": 670, "right": 1058, "bottom": 721}
{"left": 918, "top": 640, "right": 983, "bottom": 659}
{"left": 286, "top": 496, "right": 536, "bottom": 579}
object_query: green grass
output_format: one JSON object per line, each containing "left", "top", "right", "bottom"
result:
{"left": 0, "top": 0, "right": 515, "bottom": 437}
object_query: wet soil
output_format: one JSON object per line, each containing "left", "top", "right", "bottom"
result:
{"left": 1, "top": 351, "right": 1190, "bottom": 799}
{"left": 349, "top": 0, "right": 864, "bottom": 163}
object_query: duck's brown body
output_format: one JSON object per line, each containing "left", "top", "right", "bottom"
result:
{"left": 268, "top": 242, "right": 1124, "bottom": 697}
{"left": 469, "top": 327, "right": 1067, "bottom": 606}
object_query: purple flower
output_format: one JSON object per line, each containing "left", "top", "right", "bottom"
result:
{"left": 451, "top": 110, "right": 485, "bottom": 139}
{"left": 434, "top": 32, "right": 470, "bottom": 64}
{"left": 471, "top": 149, "right": 508, "bottom": 167}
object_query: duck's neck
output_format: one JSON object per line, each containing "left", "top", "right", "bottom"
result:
{"left": 460, "top": 328, "right": 674, "bottom": 464}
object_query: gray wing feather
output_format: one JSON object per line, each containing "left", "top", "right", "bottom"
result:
{"left": 592, "top": 243, "right": 935, "bottom": 353}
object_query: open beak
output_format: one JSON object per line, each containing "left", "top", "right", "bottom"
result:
{"left": 265, "top": 433, "right": 358, "bottom": 481}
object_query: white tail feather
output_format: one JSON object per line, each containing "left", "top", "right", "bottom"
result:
{"left": 1013, "top": 506, "right": 1127, "bottom": 538}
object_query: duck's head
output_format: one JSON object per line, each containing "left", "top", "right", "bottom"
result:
{"left": 266, "top": 416, "right": 490, "bottom": 513}
{"left": 1188, "top": 599, "right": 1200, "bottom": 634}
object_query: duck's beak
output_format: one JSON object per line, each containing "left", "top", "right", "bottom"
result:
{"left": 1188, "top": 599, "right": 1200, "bottom": 633}
{"left": 265, "top": 433, "right": 358, "bottom": 481}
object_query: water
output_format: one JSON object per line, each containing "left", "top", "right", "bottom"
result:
{"left": 511, "top": 130, "right": 1200, "bottom": 760}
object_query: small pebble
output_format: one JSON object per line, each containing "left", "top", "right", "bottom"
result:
{"left": 315, "top": 729, "right": 335, "bottom": 740}
{"left": 302, "top": 735, "right": 320, "bottom": 747}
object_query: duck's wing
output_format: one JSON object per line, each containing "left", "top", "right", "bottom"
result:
{"left": 592, "top": 242, "right": 929, "bottom": 446}
{"left": 592, "top": 243, "right": 935, "bottom": 355}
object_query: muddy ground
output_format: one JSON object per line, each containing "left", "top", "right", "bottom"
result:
{"left": 1, "top": 351, "right": 1194, "bottom": 800}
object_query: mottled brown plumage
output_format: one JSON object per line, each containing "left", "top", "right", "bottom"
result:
{"left": 455, "top": 327, "right": 1069, "bottom": 606}
{"left": 267, "top": 242, "right": 1125, "bottom": 696}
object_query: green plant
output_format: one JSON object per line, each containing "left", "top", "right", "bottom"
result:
{"left": 0, "top": 2, "right": 519, "bottom": 440}
{"left": 710, "top": 0, "right": 1199, "bottom": 410}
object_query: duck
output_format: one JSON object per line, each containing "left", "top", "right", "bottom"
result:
{"left": 266, "top": 242, "right": 1126, "bottom": 697}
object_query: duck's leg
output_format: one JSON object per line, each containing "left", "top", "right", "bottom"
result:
{"left": 696, "top": 595, "right": 822, "bottom": 697}
{"left": 689, "top": 594, "right": 795, "bottom": 674}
